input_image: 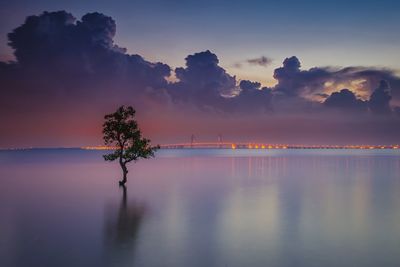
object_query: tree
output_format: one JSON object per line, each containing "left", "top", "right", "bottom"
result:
{"left": 102, "top": 106, "right": 159, "bottom": 186}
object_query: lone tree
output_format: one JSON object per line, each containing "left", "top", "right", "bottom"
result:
{"left": 102, "top": 106, "right": 159, "bottom": 186}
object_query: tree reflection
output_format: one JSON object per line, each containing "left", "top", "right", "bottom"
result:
{"left": 104, "top": 185, "right": 146, "bottom": 266}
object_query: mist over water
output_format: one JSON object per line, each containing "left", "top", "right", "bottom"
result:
{"left": 1, "top": 149, "right": 400, "bottom": 267}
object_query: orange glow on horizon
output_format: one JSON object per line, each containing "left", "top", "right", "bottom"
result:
{"left": 79, "top": 144, "right": 400, "bottom": 150}
{"left": 82, "top": 146, "right": 117, "bottom": 150}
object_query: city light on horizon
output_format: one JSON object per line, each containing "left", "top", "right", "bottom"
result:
{"left": 1, "top": 2, "right": 400, "bottom": 267}
{"left": 80, "top": 143, "right": 400, "bottom": 150}
{"left": 1, "top": 1, "right": 400, "bottom": 148}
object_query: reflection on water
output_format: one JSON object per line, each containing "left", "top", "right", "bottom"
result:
{"left": 104, "top": 185, "right": 145, "bottom": 267}
{"left": 0, "top": 149, "right": 400, "bottom": 267}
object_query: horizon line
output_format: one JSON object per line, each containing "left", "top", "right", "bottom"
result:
{"left": 1, "top": 143, "right": 400, "bottom": 151}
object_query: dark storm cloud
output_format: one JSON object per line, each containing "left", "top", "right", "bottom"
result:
{"left": 4, "top": 11, "right": 170, "bottom": 98}
{"left": 328, "top": 67, "right": 400, "bottom": 105}
{"left": 0, "top": 11, "right": 172, "bottom": 147}
{"left": 169, "top": 50, "right": 235, "bottom": 109}
{"left": 169, "top": 51, "right": 274, "bottom": 112}
{"left": 1, "top": 10, "right": 400, "bottom": 147}
{"left": 239, "top": 80, "right": 261, "bottom": 91}
{"left": 2, "top": 10, "right": 399, "bottom": 116}
{"left": 274, "top": 56, "right": 333, "bottom": 97}
{"left": 369, "top": 80, "right": 392, "bottom": 114}
{"left": 270, "top": 56, "right": 400, "bottom": 118}
{"left": 322, "top": 79, "right": 398, "bottom": 114}
{"left": 324, "top": 89, "right": 367, "bottom": 111}
{"left": 233, "top": 84, "right": 273, "bottom": 112}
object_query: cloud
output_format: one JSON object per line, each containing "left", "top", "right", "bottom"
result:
{"left": 1, "top": 11, "right": 172, "bottom": 146}
{"left": 271, "top": 56, "right": 400, "bottom": 110}
{"left": 233, "top": 56, "right": 272, "bottom": 69}
{"left": 233, "top": 85, "right": 273, "bottom": 112}
{"left": 169, "top": 50, "right": 236, "bottom": 110}
{"left": 324, "top": 89, "right": 367, "bottom": 111}
{"left": 246, "top": 56, "right": 272, "bottom": 67}
{"left": 273, "top": 56, "right": 334, "bottom": 97}
{"left": 168, "top": 51, "right": 274, "bottom": 112}
{"left": 239, "top": 80, "right": 261, "bottom": 91}
{"left": 6, "top": 11, "right": 170, "bottom": 93}
{"left": 369, "top": 80, "right": 392, "bottom": 114}
{"left": 1, "top": 10, "right": 400, "bottom": 147}
{"left": 315, "top": 93, "right": 329, "bottom": 99}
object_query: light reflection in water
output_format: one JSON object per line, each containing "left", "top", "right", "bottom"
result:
{"left": 0, "top": 149, "right": 400, "bottom": 267}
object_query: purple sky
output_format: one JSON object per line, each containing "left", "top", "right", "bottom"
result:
{"left": 1, "top": 2, "right": 400, "bottom": 147}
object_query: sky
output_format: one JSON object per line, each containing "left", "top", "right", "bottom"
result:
{"left": 0, "top": 0, "right": 400, "bottom": 147}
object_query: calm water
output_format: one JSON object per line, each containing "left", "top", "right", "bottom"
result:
{"left": 1, "top": 149, "right": 400, "bottom": 267}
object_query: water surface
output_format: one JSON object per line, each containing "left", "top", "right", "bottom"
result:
{"left": 1, "top": 149, "right": 400, "bottom": 267}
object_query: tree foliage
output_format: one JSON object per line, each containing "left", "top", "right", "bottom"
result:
{"left": 102, "top": 106, "right": 159, "bottom": 184}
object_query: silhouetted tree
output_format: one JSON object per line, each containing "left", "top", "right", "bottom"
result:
{"left": 102, "top": 106, "right": 159, "bottom": 186}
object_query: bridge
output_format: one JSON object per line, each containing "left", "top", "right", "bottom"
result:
{"left": 159, "top": 142, "right": 399, "bottom": 150}
{"left": 81, "top": 143, "right": 399, "bottom": 150}
{"left": 81, "top": 133, "right": 399, "bottom": 150}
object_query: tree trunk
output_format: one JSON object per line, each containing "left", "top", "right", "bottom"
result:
{"left": 119, "top": 161, "right": 128, "bottom": 186}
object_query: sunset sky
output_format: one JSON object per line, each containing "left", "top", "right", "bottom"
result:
{"left": 1, "top": 0, "right": 400, "bottom": 147}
